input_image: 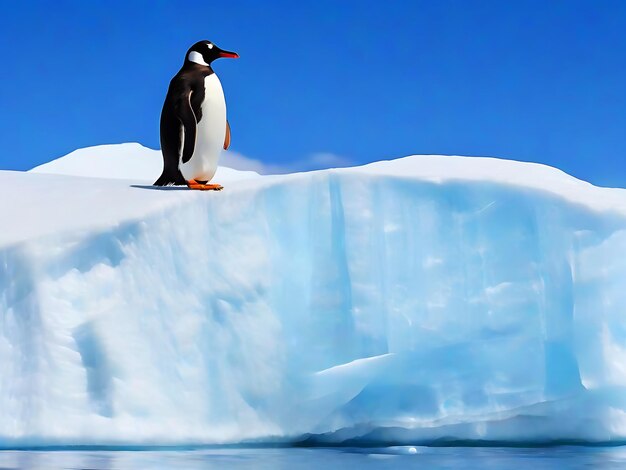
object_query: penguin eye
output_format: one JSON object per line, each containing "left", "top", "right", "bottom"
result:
{"left": 207, "top": 43, "right": 214, "bottom": 50}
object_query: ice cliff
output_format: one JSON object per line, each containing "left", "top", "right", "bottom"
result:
{"left": 2, "top": 144, "right": 626, "bottom": 447}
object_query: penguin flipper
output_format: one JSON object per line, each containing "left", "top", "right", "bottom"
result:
{"left": 177, "top": 89, "right": 197, "bottom": 164}
{"left": 223, "top": 120, "right": 231, "bottom": 150}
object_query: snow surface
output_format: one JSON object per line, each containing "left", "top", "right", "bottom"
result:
{"left": 2, "top": 143, "right": 626, "bottom": 446}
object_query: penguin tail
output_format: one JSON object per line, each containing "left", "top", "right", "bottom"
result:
{"left": 153, "top": 168, "right": 187, "bottom": 186}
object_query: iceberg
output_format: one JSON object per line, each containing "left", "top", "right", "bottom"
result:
{"left": 2, "top": 143, "right": 626, "bottom": 447}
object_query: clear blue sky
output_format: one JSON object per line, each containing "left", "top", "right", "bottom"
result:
{"left": 1, "top": 0, "right": 625, "bottom": 185}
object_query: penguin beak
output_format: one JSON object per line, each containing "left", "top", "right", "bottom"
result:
{"left": 218, "top": 50, "right": 240, "bottom": 59}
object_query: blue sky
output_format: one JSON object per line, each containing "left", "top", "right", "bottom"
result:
{"left": 1, "top": 0, "right": 625, "bottom": 186}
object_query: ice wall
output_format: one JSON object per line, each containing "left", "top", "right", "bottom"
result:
{"left": 2, "top": 159, "right": 626, "bottom": 446}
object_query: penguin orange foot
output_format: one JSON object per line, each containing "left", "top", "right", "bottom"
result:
{"left": 187, "top": 180, "right": 223, "bottom": 191}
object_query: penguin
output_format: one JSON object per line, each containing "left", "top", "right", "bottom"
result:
{"left": 154, "top": 40, "right": 239, "bottom": 190}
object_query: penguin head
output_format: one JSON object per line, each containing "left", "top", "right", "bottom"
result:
{"left": 186, "top": 40, "right": 239, "bottom": 66}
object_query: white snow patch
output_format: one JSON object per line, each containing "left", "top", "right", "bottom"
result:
{"left": 30, "top": 143, "right": 260, "bottom": 183}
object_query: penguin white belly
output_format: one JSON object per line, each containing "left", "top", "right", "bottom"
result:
{"left": 179, "top": 74, "right": 226, "bottom": 182}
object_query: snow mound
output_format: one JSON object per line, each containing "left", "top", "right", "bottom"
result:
{"left": 30, "top": 143, "right": 260, "bottom": 183}
{"left": 2, "top": 144, "right": 626, "bottom": 447}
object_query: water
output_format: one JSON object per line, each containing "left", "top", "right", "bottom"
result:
{"left": 1, "top": 446, "right": 626, "bottom": 469}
